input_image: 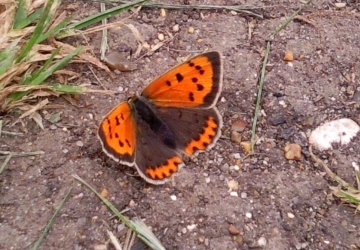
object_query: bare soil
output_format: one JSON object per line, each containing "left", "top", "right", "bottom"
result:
{"left": 1, "top": 1, "right": 360, "bottom": 249}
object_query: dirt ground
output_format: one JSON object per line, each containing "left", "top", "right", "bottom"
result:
{"left": 1, "top": 0, "right": 360, "bottom": 249}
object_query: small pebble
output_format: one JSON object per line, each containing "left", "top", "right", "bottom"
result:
{"left": 158, "top": 33, "right": 164, "bottom": 41}
{"left": 76, "top": 141, "right": 83, "bottom": 147}
{"left": 100, "top": 188, "right": 109, "bottom": 198}
{"left": 258, "top": 236, "right": 267, "bottom": 246}
{"left": 283, "top": 51, "right": 294, "bottom": 61}
{"left": 245, "top": 212, "right": 252, "bottom": 218}
{"left": 227, "top": 180, "right": 239, "bottom": 191}
{"left": 94, "top": 245, "right": 107, "bottom": 250}
{"left": 240, "top": 192, "right": 247, "bottom": 199}
{"left": 182, "top": 228, "right": 187, "bottom": 234}
{"left": 205, "top": 177, "right": 211, "bottom": 183}
{"left": 284, "top": 143, "right": 302, "bottom": 161}
{"left": 128, "top": 200, "right": 135, "bottom": 207}
{"left": 233, "top": 153, "right": 241, "bottom": 159}
{"left": 187, "top": 224, "right": 197, "bottom": 231}
{"left": 170, "top": 195, "right": 177, "bottom": 201}
{"left": 352, "top": 162, "right": 359, "bottom": 171}
{"left": 334, "top": 2, "right": 346, "bottom": 8}
{"left": 279, "top": 100, "right": 287, "bottom": 107}
{"left": 160, "top": 8, "right": 166, "bottom": 17}
{"left": 231, "top": 119, "right": 247, "bottom": 132}
{"left": 228, "top": 224, "right": 240, "bottom": 235}
{"left": 240, "top": 141, "right": 252, "bottom": 153}
{"left": 188, "top": 26, "right": 194, "bottom": 34}
{"left": 287, "top": 212, "right": 295, "bottom": 219}
{"left": 221, "top": 163, "right": 229, "bottom": 173}
{"left": 50, "top": 125, "right": 57, "bottom": 130}
{"left": 173, "top": 24, "right": 179, "bottom": 32}
{"left": 198, "top": 236, "right": 205, "bottom": 243}
{"left": 230, "top": 191, "right": 238, "bottom": 197}
{"left": 63, "top": 149, "right": 69, "bottom": 154}
{"left": 204, "top": 238, "right": 209, "bottom": 246}
{"left": 233, "top": 165, "right": 240, "bottom": 171}
{"left": 269, "top": 115, "right": 286, "bottom": 126}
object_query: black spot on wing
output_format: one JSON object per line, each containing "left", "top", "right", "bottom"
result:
{"left": 125, "top": 139, "right": 131, "bottom": 148}
{"left": 166, "top": 80, "right": 171, "bottom": 86}
{"left": 189, "top": 92, "right": 195, "bottom": 102}
{"left": 176, "top": 73, "right": 184, "bottom": 82}
{"left": 192, "top": 77, "right": 198, "bottom": 83}
{"left": 197, "top": 84, "right": 204, "bottom": 91}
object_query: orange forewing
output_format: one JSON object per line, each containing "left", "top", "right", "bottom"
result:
{"left": 98, "top": 102, "right": 136, "bottom": 164}
{"left": 141, "top": 52, "right": 222, "bottom": 108}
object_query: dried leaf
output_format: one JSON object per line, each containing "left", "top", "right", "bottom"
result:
{"left": 30, "top": 111, "right": 44, "bottom": 130}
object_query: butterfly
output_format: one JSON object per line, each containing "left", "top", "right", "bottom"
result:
{"left": 98, "top": 51, "right": 223, "bottom": 184}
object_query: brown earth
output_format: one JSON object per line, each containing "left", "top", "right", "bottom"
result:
{"left": 1, "top": 0, "right": 360, "bottom": 249}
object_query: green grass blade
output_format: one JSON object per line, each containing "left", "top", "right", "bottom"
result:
{"left": 31, "top": 188, "right": 72, "bottom": 250}
{"left": 15, "top": 0, "right": 55, "bottom": 63}
{"left": 14, "top": 8, "right": 42, "bottom": 29}
{"left": 13, "top": 0, "right": 30, "bottom": 29}
{"left": 0, "top": 42, "right": 19, "bottom": 78}
{"left": 250, "top": 41, "right": 270, "bottom": 151}
{"left": 73, "top": 174, "right": 166, "bottom": 250}
{"left": 50, "top": 84, "right": 86, "bottom": 94}
{"left": 22, "top": 47, "right": 61, "bottom": 85}
{"left": 29, "top": 46, "right": 83, "bottom": 85}
{"left": 36, "top": 16, "right": 73, "bottom": 44}
{"left": 10, "top": 46, "right": 83, "bottom": 101}
{"left": 0, "top": 154, "right": 12, "bottom": 175}
{"left": 67, "top": 0, "right": 148, "bottom": 30}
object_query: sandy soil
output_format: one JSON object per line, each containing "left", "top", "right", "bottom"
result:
{"left": 1, "top": 0, "right": 360, "bottom": 249}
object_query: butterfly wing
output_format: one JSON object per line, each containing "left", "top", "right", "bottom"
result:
{"left": 98, "top": 101, "right": 136, "bottom": 166}
{"left": 134, "top": 117, "right": 183, "bottom": 184}
{"left": 155, "top": 106, "right": 223, "bottom": 156}
{"left": 141, "top": 51, "right": 222, "bottom": 108}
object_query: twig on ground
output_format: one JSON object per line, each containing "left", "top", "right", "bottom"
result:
{"left": 0, "top": 150, "right": 44, "bottom": 159}
{"left": 250, "top": 41, "right": 270, "bottom": 151}
{"left": 98, "top": 1, "right": 264, "bottom": 18}
{"left": 250, "top": 0, "right": 313, "bottom": 152}
{"left": 0, "top": 154, "right": 12, "bottom": 175}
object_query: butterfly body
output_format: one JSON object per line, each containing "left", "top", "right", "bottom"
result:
{"left": 98, "top": 51, "right": 223, "bottom": 184}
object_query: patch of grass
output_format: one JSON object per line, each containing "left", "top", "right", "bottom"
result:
{"left": 310, "top": 147, "right": 360, "bottom": 212}
{"left": 0, "top": 0, "right": 84, "bottom": 113}
{"left": 0, "top": 0, "right": 148, "bottom": 115}
{"left": 73, "top": 174, "right": 166, "bottom": 250}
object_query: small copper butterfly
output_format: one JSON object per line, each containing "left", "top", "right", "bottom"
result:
{"left": 98, "top": 51, "right": 223, "bottom": 184}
